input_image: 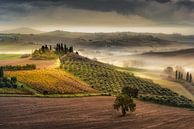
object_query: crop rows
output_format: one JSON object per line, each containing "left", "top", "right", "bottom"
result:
{"left": 60, "top": 54, "right": 194, "bottom": 108}
{"left": 6, "top": 69, "right": 96, "bottom": 94}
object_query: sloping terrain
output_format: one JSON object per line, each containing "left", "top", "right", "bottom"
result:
{"left": 6, "top": 69, "right": 96, "bottom": 94}
{"left": 60, "top": 53, "right": 194, "bottom": 108}
{"left": 0, "top": 97, "right": 194, "bottom": 129}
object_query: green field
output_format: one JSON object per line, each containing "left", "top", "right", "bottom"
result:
{"left": 0, "top": 54, "right": 21, "bottom": 60}
{"left": 60, "top": 53, "right": 194, "bottom": 108}
{"left": 0, "top": 42, "right": 40, "bottom": 54}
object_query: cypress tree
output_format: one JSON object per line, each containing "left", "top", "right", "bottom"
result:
{"left": 181, "top": 73, "right": 183, "bottom": 80}
{"left": 50, "top": 45, "right": 52, "bottom": 51}
{"left": 175, "top": 71, "right": 178, "bottom": 80}
{"left": 190, "top": 74, "right": 192, "bottom": 82}
{"left": 64, "top": 44, "right": 67, "bottom": 53}
{"left": 186, "top": 72, "right": 189, "bottom": 81}
{"left": 0, "top": 67, "right": 4, "bottom": 78}
{"left": 178, "top": 72, "right": 181, "bottom": 80}
{"left": 45, "top": 45, "right": 49, "bottom": 51}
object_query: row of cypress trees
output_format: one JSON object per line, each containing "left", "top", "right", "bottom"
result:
{"left": 175, "top": 71, "right": 192, "bottom": 82}
{"left": 39, "top": 44, "right": 74, "bottom": 54}
{"left": 55, "top": 43, "right": 73, "bottom": 54}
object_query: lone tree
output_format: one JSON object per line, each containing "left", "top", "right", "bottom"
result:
{"left": 113, "top": 94, "right": 136, "bottom": 116}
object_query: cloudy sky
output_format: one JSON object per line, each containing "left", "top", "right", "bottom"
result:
{"left": 1, "top": 0, "right": 194, "bottom": 34}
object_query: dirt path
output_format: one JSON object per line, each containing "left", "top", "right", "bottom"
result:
{"left": 0, "top": 97, "right": 194, "bottom": 129}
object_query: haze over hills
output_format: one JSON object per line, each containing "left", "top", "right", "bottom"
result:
{"left": 0, "top": 28, "right": 194, "bottom": 51}
{"left": 141, "top": 48, "right": 194, "bottom": 57}
{"left": 0, "top": 27, "right": 44, "bottom": 34}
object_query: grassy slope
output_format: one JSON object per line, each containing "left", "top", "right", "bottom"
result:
{"left": 6, "top": 69, "right": 97, "bottom": 94}
{"left": 60, "top": 53, "right": 194, "bottom": 108}
{"left": 0, "top": 54, "right": 21, "bottom": 60}
{"left": 133, "top": 70, "right": 194, "bottom": 101}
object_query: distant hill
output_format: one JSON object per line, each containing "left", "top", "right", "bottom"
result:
{"left": 0, "top": 27, "right": 43, "bottom": 34}
{"left": 41, "top": 30, "right": 194, "bottom": 43}
{"left": 0, "top": 30, "right": 192, "bottom": 48}
{"left": 142, "top": 48, "right": 194, "bottom": 57}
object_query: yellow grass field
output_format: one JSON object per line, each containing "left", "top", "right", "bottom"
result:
{"left": 6, "top": 69, "right": 97, "bottom": 94}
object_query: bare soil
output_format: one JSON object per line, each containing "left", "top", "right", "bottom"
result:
{"left": 0, "top": 97, "right": 194, "bottom": 129}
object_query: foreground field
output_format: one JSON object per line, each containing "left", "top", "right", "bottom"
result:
{"left": 6, "top": 69, "right": 96, "bottom": 94}
{"left": 0, "top": 97, "right": 194, "bottom": 129}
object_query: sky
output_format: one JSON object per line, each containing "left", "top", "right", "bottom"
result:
{"left": 1, "top": 0, "right": 194, "bottom": 34}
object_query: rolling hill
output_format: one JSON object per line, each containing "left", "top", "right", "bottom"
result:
{"left": 0, "top": 27, "right": 43, "bottom": 34}
{"left": 60, "top": 53, "right": 194, "bottom": 108}
{"left": 0, "top": 31, "right": 185, "bottom": 49}
{"left": 141, "top": 48, "right": 194, "bottom": 57}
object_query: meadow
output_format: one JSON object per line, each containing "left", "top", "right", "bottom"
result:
{"left": 0, "top": 54, "right": 21, "bottom": 60}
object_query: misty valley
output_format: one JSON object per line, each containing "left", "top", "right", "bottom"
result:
{"left": 1, "top": 0, "right": 194, "bottom": 129}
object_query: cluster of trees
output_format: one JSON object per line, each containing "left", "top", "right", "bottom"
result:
{"left": 55, "top": 43, "right": 74, "bottom": 54}
{"left": 0, "top": 67, "right": 18, "bottom": 88}
{"left": 2, "top": 64, "right": 36, "bottom": 71}
{"left": 113, "top": 87, "right": 138, "bottom": 116}
{"left": 32, "top": 44, "right": 75, "bottom": 60}
{"left": 175, "top": 71, "right": 192, "bottom": 83}
{"left": 175, "top": 71, "right": 183, "bottom": 80}
{"left": 40, "top": 45, "right": 52, "bottom": 52}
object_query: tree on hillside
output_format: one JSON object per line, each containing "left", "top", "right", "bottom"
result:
{"left": 189, "top": 74, "right": 192, "bottom": 83}
{"left": 122, "top": 86, "right": 139, "bottom": 98}
{"left": 175, "top": 71, "right": 178, "bottom": 80}
{"left": 164, "top": 67, "right": 173, "bottom": 78}
{"left": 113, "top": 94, "right": 136, "bottom": 116}
{"left": 0, "top": 67, "right": 4, "bottom": 78}
{"left": 180, "top": 73, "right": 183, "bottom": 80}
{"left": 69, "top": 46, "right": 74, "bottom": 53}
{"left": 49, "top": 45, "right": 52, "bottom": 51}
{"left": 186, "top": 72, "right": 189, "bottom": 81}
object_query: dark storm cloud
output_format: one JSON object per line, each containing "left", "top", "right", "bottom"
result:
{"left": 1, "top": 0, "right": 194, "bottom": 26}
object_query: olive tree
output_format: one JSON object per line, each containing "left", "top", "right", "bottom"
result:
{"left": 113, "top": 94, "right": 136, "bottom": 116}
